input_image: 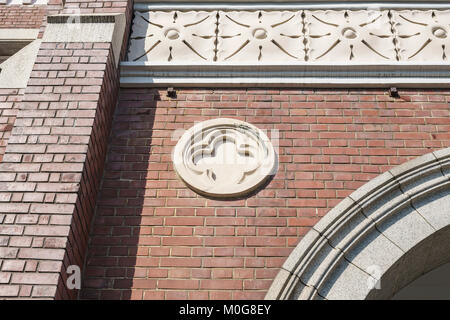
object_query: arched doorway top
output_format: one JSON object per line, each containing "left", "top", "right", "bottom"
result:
{"left": 266, "top": 147, "right": 450, "bottom": 300}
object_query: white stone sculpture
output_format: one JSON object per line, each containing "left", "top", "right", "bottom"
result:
{"left": 127, "top": 10, "right": 217, "bottom": 62}
{"left": 172, "top": 118, "right": 277, "bottom": 198}
{"left": 392, "top": 10, "right": 450, "bottom": 62}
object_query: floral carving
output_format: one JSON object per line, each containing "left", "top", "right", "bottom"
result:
{"left": 127, "top": 11, "right": 217, "bottom": 62}
{"left": 217, "top": 10, "right": 304, "bottom": 62}
{"left": 126, "top": 9, "right": 450, "bottom": 64}
{"left": 392, "top": 10, "right": 450, "bottom": 61}
{"left": 305, "top": 10, "right": 396, "bottom": 62}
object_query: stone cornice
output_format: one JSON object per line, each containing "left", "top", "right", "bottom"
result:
{"left": 122, "top": 4, "right": 450, "bottom": 87}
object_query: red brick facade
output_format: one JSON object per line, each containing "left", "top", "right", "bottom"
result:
{"left": 0, "top": 5, "right": 46, "bottom": 29}
{"left": 80, "top": 88, "right": 450, "bottom": 299}
{"left": 0, "top": 0, "right": 450, "bottom": 300}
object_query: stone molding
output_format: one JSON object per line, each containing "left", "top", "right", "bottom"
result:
{"left": 122, "top": 4, "right": 450, "bottom": 87}
{"left": 173, "top": 118, "right": 277, "bottom": 198}
{"left": 266, "top": 147, "right": 450, "bottom": 300}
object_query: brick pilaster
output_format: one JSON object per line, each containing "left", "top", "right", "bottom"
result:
{"left": 0, "top": 32, "right": 121, "bottom": 299}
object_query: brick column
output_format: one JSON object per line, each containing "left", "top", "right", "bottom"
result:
{"left": 0, "top": 14, "right": 125, "bottom": 299}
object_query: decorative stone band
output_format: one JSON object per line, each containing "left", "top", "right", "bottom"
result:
{"left": 172, "top": 118, "right": 277, "bottom": 198}
{"left": 265, "top": 147, "right": 450, "bottom": 300}
{"left": 122, "top": 4, "right": 450, "bottom": 87}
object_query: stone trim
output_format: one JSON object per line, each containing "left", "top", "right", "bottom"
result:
{"left": 0, "top": 40, "right": 41, "bottom": 89}
{"left": 120, "top": 63, "right": 450, "bottom": 88}
{"left": 0, "top": 29, "right": 39, "bottom": 42}
{"left": 122, "top": 4, "right": 450, "bottom": 87}
{"left": 266, "top": 147, "right": 450, "bottom": 299}
{"left": 43, "top": 14, "right": 126, "bottom": 67}
{"left": 135, "top": 2, "right": 450, "bottom": 11}
{"left": 0, "top": 29, "right": 40, "bottom": 89}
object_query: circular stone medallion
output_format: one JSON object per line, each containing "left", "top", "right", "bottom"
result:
{"left": 173, "top": 118, "right": 277, "bottom": 198}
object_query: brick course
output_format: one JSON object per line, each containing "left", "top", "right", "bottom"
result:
{"left": 80, "top": 88, "right": 450, "bottom": 299}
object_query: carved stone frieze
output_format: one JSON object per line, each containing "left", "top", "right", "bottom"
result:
{"left": 122, "top": 7, "right": 450, "bottom": 86}
{"left": 127, "top": 9, "right": 450, "bottom": 63}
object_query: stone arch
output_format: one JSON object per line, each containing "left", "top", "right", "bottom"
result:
{"left": 266, "top": 147, "right": 450, "bottom": 300}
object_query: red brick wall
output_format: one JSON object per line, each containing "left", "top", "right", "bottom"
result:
{"left": 0, "top": 89, "right": 23, "bottom": 163}
{"left": 0, "top": 5, "right": 46, "bottom": 29}
{"left": 80, "top": 88, "right": 450, "bottom": 300}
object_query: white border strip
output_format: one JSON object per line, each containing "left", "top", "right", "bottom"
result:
{"left": 120, "top": 62, "right": 450, "bottom": 87}
{"left": 135, "top": 2, "right": 450, "bottom": 11}
{"left": 120, "top": 77, "right": 450, "bottom": 88}
{"left": 0, "top": 29, "right": 39, "bottom": 41}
